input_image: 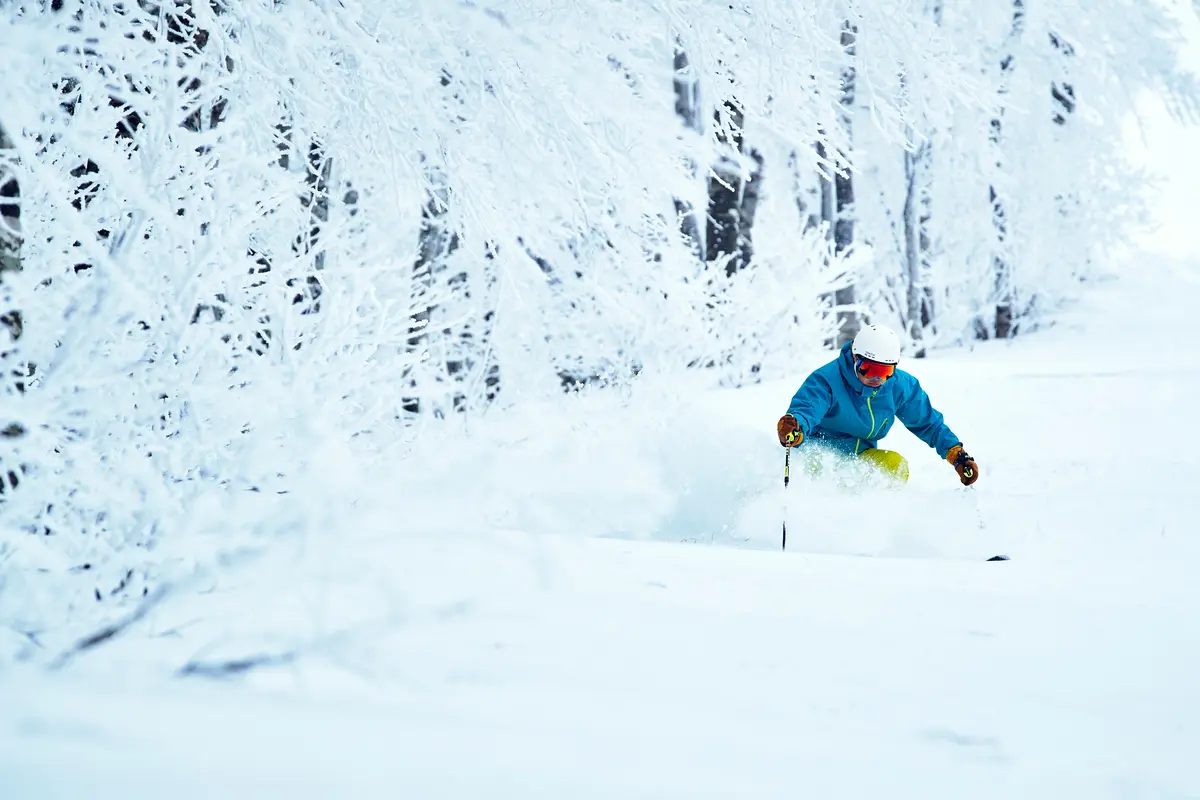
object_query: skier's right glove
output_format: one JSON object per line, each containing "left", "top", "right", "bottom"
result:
{"left": 946, "top": 444, "right": 979, "bottom": 486}
{"left": 777, "top": 414, "right": 803, "bottom": 448}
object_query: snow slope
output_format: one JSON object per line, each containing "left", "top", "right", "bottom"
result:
{"left": 2, "top": 250, "right": 1198, "bottom": 798}
{"left": 4, "top": 534, "right": 1199, "bottom": 799}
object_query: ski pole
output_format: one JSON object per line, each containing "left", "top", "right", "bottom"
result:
{"left": 782, "top": 446, "right": 791, "bottom": 551}
{"left": 968, "top": 485, "right": 1008, "bottom": 560}
{"left": 967, "top": 485, "right": 985, "bottom": 531}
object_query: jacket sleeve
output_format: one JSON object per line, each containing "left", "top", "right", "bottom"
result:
{"left": 786, "top": 371, "right": 834, "bottom": 436}
{"left": 895, "top": 376, "right": 960, "bottom": 458}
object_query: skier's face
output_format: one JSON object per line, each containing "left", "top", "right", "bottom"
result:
{"left": 855, "top": 357, "right": 895, "bottom": 388}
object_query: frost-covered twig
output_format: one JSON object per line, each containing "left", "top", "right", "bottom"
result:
{"left": 48, "top": 585, "right": 171, "bottom": 671}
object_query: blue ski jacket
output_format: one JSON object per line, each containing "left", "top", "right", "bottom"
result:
{"left": 786, "top": 342, "right": 960, "bottom": 458}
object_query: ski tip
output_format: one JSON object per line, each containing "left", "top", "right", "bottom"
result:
{"left": 986, "top": 554, "right": 1011, "bottom": 562}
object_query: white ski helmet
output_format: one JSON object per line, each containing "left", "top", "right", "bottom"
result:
{"left": 852, "top": 324, "right": 901, "bottom": 365}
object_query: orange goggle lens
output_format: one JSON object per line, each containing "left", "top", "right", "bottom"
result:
{"left": 856, "top": 358, "right": 895, "bottom": 379}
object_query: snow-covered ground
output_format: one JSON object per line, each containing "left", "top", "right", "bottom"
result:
{"left": 3, "top": 252, "right": 1198, "bottom": 798}
{"left": 5, "top": 100, "right": 1200, "bottom": 798}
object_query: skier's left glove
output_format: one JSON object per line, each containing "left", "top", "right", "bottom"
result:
{"left": 946, "top": 444, "right": 979, "bottom": 486}
{"left": 777, "top": 414, "right": 803, "bottom": 448}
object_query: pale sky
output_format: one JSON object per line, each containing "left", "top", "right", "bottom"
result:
{"left": 1126, "top": 4, "right": 1200, "bottom": 259}
{"left": 1127, "top": 93, "right": 1200, "bottom": 259}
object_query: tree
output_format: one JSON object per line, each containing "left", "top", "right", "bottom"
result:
{"left": 1049, "top": 32, "right": 1077, "bottom": 128}
{"left": 0, "top": 120, "right": 26, "bottom": 499}
{"left": 901, "top": 133, "right": 933, "bottom": 357}
{"left": 832, "top": 21, "right": 859, "bottom": 347}
{"left": 898, "top": 2, "right": 942, "bottom": 358}
{"left": 812, "top": 18, "right": 861, "bottom": 349}
{"left": 706, "top": 97, "right": 764, "bottom": 277}
{"left": 0, "top": 123, "right": 17, "bottom": 276}
{"left": 673, "top": 43, "right": 705, "bottom": 260}
{"left": 985, "top": 0, "right": 1026, "bottom": 340}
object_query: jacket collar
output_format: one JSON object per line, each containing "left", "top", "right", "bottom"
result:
{"left": 837, "top": 341, "right": 876, "bottom": 397}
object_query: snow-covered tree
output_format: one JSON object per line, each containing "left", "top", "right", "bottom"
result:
{"left": 0, "top": 124, "right": 16, "bottom": 275}
{"left": 0, "top": 120, "right": 23, "bottom": 503}
{"left": 851, "top": 0, "right": 1197, "bottom": 348}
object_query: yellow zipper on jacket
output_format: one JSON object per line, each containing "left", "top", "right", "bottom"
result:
{"left": 866, "top": 390, "right": 879, "bottom": 439}
{"left": 857, "top": 389, "right": 880, "bottom": 455}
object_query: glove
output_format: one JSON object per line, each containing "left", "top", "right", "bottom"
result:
{"left": 777, "top": 414, "right": 804, "bottom": 448}
{"left": 946, "top": 444, "right": 979, "bottom": 486}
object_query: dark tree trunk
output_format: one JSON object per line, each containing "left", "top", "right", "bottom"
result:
{"left": 706, "top": 99, "right": 763, "bottom": 277}
{"left": 988, "top": 0, "right": 1025, "bottom": 340}
{"left": 403, "top": 171, "right": 458, "bottom": 416}
{"left": 0, "top": 121, "right": 27, "bottom": 498}
{"left": 816, "top": 138, "right": 837, "bottom": 342}
{"left": 918, "top": 159, "right": 934, "bottom": 335}
{"left": 289, "top": 140, "right": 330, "bottom": 320}
{"left": 1050, "top": 32, "right": 1076, "bottom": 126}
{"left": 817, "top": 140, "right": 836, "bottom": 237}
{"left": 0, "top": 123, "right": 18, "bottom": 278}
{"left": 903, "top": 140, "right": 927, "bottom": 356}
{"left": 918, "top": 2, "right": 940, "bottom": 339}
{"left": 902, "top": 104, "right": 936, "bottom": 356}
{"left": 673, "top": 44, "right": 704, "bottom": 260}
{"left": 832, "top": 21, "right": 858, "bottom": 348}
{"left": 402, "top": 71, "right": 502, "bottom": 417}
{"left": 899, "top": 1, "right": 941, "bottom": 356}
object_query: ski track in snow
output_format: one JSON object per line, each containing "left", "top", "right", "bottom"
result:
{"left": 2, "top": 262, "right": 1199, "bottom": 798}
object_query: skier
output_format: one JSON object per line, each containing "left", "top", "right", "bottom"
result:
{"left": 776, "top": 324, "right": 978, "bottom": 486}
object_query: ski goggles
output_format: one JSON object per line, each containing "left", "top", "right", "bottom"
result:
{"left": 855, "top": 357, "right": 896, "bottom": 380}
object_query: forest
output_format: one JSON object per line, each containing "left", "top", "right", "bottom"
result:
{"left": 0, "top": 0, "right": 1196, "bottom": 644}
